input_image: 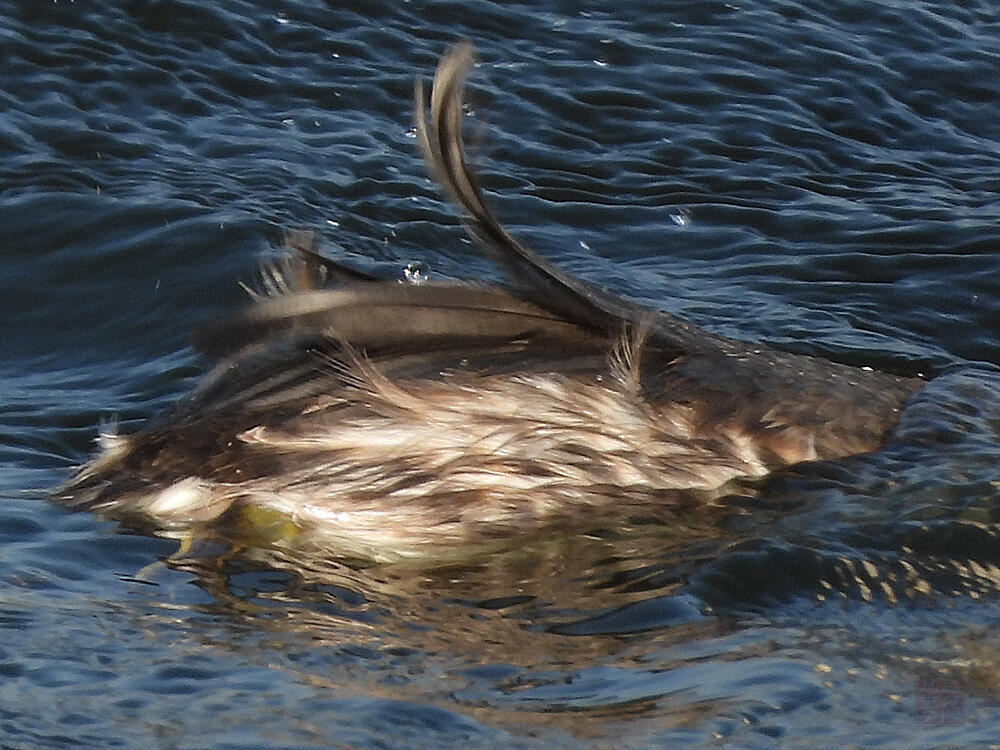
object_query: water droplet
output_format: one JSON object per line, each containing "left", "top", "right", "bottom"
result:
{"left": 670, "top": 209, "right": 690, "bottom": 226}
{"left": 403, "top": 261, "right": 430, "bottom": 285}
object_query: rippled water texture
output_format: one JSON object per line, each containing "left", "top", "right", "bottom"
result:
{"left": 3, "top": 1, "right": 1000, "bottom": 747}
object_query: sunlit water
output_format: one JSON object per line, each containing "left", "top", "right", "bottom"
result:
{"left": 3, "top": 1, "right": 1000, "bottom": 747}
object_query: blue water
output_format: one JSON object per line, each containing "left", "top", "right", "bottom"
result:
{"left": 3, "top": 1, "right": 1000, "bottom": 747}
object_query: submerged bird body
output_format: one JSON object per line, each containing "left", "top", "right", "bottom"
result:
{"left": 59, "top": 45, "right": 923, "bottom": 556}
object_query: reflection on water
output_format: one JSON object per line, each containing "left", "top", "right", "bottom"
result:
{"left": 123, "top": 463, "right": 1000, "bottom": 746}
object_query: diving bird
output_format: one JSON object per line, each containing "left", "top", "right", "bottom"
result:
{"left": 58, "top": 44, "right": 925, "bottom": 556}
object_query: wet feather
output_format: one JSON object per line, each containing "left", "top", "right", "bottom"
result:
{"left": 57, "top": 44, "right": 926, "bottom": 558}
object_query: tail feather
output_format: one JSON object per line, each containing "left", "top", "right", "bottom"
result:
{"left": 414, "top": 43, "right": 711, "bottom": 358}
{"left": 414, "top": 45, "right": 635, "bottom": 331}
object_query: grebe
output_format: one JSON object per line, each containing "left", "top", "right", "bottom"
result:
{"left": 59, "top": 44, "right": 924, "bottom": 557}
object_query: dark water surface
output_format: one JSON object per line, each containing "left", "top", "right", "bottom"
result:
{"left": 3, "top": 1, "right": 1000, "bottom": 747}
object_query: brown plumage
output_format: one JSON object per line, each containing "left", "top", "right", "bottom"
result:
{"left": 58, "top": 44, "right": 925, "bottom": 559}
